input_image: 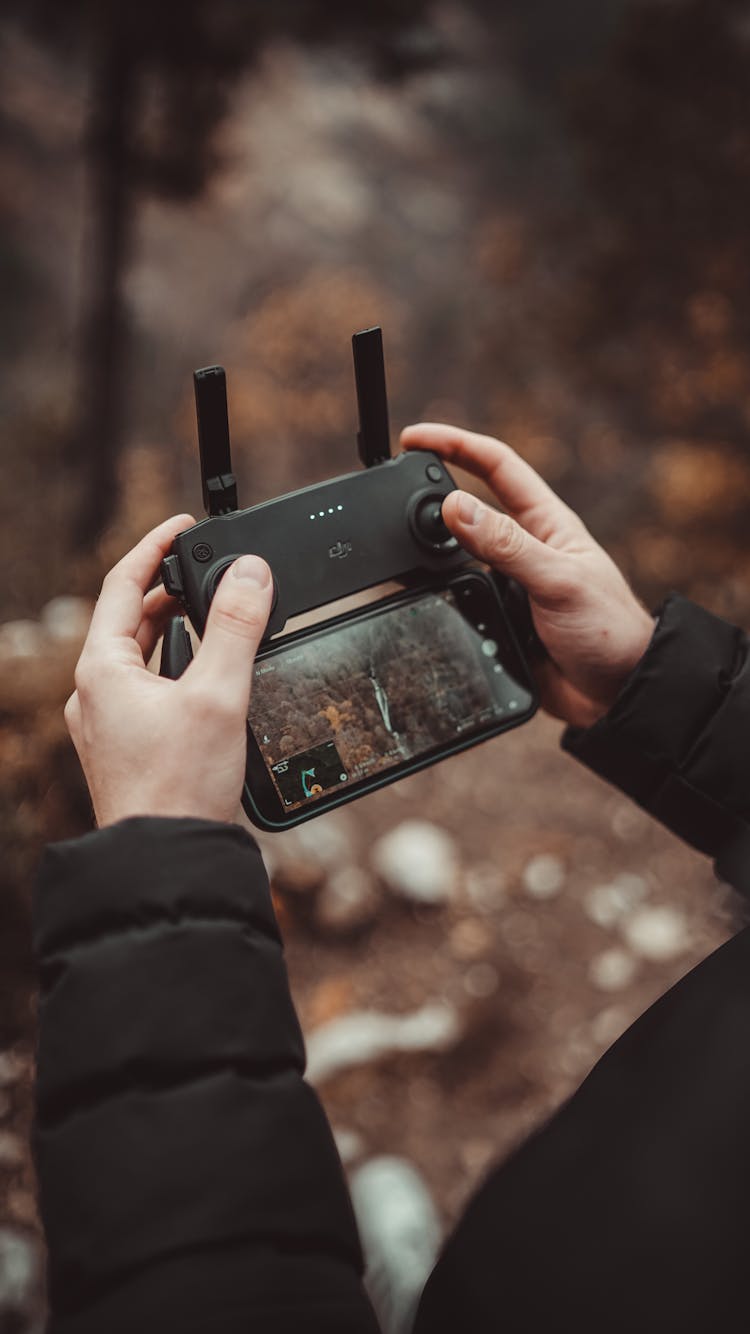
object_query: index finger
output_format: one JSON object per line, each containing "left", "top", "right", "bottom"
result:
{"left": 87, "top": 513, "right": 195, "bottom": 647}
{"left": 400, "top": 422, "right": 581, "bottom": 542}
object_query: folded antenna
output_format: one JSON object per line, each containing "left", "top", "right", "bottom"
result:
{"left": 194, "top": 366, "right": 238, "bottom": 516}
{"left": 352, "top": 327, "right": 391, "bottom": 468}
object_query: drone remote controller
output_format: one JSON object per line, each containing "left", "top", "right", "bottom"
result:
{"left": 160, "top": 329, "right": 543, "bottom": 824}
{"left": 161, "top": 328, "right": 542, "bottom": 656}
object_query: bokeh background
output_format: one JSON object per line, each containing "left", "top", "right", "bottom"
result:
{"left": 2, "top": 0, "right": 750, "bottom": 1325}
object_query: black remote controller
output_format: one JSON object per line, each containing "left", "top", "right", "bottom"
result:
{"left": 160, "top": 328, "right": 545, "bottom": 671}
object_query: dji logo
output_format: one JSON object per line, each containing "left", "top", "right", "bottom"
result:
{"left": 329, "top": 540, "right": 352, "bottom": 560}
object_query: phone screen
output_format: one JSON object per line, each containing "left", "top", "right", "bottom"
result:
{"left": 247, "top": 582, "right": 532, "bottom": 813}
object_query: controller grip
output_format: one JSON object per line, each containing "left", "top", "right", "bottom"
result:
{"left": 159, "top": 615, "right": 194, "bottom": 679}
{"left": 490, "top": 571, "right": 548, "bottom": 665}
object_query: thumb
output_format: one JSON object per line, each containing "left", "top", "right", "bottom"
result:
{"left": 186, "top": 555, "right": 274, "bottom": 715}
{"left": 442, "top": 490, "right": 569, "bottom": 605}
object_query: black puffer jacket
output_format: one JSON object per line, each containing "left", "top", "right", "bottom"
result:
{"left": 34, "top": 593, "right": 750, "bottom": 1333}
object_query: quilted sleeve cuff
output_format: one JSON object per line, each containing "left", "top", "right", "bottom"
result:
{"left": 562, "top": 593, "right": 750, "bottom": 864}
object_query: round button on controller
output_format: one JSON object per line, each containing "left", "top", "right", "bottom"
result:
{"left": 425, "top": 463, "right": 443, "bottom": 483}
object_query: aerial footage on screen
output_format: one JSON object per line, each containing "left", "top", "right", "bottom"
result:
{"left": 248, "top": 590, "right": 522, "bottom": 810}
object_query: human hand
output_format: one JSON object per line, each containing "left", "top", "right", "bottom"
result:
{"left": 401, "top": 423, "right": 655, "bottom": 729}
{"left": 64, "top": 515, "right": 274, "bottom": 827}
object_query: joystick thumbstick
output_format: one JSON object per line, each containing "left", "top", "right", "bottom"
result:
{"left": 410, "top": 492, "right": 459, "bottom": 553}
{"left": 417, "top": 499, "right": 451, "bottom": 544}
{"left": 210, "top": 559, "right": 280, "bottom": 617}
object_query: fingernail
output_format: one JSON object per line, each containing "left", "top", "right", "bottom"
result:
{"left": 232, "top": 555, "right": 271, "bottom": 587}
{"left": 456, "top": 492, "right": 483, "bottom": 525}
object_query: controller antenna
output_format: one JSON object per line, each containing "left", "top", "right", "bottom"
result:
{"left": 194, "top": 366, "right": 239, "bottom": 516}
{"left": 352, "top": 327, "right": 392, "bottom": 468}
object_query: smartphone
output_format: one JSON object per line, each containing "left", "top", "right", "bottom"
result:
{"left": 242, "top": 569, "right": 538, "bottom": 830}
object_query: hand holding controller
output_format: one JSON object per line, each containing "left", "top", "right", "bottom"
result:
{"left": 64, "top": 516, "right": 274, "bottom": 828}
{"left": 401, "top": 422, "right": 656, "bottom": 728}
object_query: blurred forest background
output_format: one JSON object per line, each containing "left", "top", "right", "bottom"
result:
{"left": 1, "top": 0, "right": 750, "bottom": 1325}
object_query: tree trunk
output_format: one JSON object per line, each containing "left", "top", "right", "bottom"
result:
{"left": 72, "top": 14, "right": 136, "bottom": 549}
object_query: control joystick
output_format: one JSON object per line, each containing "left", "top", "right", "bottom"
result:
{"left": 409, "top": 493, "right": 458, "bottom": 552}
{"left": 209, "top": 559, "right": 280, "bottom": 615}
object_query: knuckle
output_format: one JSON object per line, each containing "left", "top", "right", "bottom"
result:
{"left": 182, "top": 677, "right": 213, "bottom": 713}
{"left": 182, "top": 671, "right": 218, "bottom": 710}
{"left": 547, "top": 574, "right": 578, "bottom": 606}
{"left": 472, "top": 427, "right": 506, "bottom": 452}
{"left": 73, "top": 646, "right": 109, "bottom": 698}
{"left": 560, "top": 499, "right": 590, "bottom": 535}
{"left": 73, "top": 655, "right": 96, "bottom": 696}
{"left": 182, "top": 678, "right": 233, "bottom": 725}
{"left": 486, "top": 514, "right": 525, "bottom": 565}
{"left": 485, "top": 435, "right": 513, "bottom": 469}
{"left": 212, "top": 599, "right": 266, "bottom": 640}
{"left": 540, "top": 563, "right": 581, "bottom": 609}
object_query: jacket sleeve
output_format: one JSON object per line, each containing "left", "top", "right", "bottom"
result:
{"left": 33, "top": 817, "right": 379, "bottom": 1334}
{"left": 561, "top": 591, "right": 750, "bottom": 895}
{"left": 413, "top": 594, "right": 750, "bottom": 1333}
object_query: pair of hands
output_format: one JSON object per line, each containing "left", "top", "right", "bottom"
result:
{"left": 66, "top": 423, "right": 655, "bottom": 828}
